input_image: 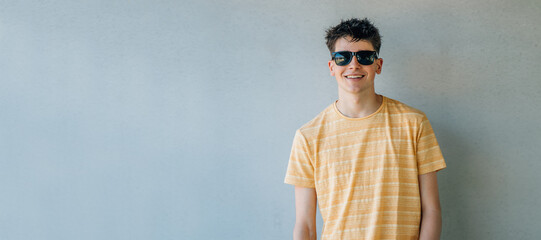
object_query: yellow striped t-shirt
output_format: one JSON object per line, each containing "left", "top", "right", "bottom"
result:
{"left": 284, "top": 95, "right": 446, "bottom": 240}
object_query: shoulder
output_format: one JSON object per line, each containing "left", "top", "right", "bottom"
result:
{"left": 385, "top": 96, "right": 428, "bottom": 122}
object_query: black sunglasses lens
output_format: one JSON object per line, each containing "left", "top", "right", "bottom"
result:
{"left": 333, "top": 52, "right": 352, "bottom": 66}
{"left": 356, "top": 51, "right": 376, "bottom": 65}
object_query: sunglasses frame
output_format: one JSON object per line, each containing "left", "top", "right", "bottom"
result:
{"left": 331, "top": 51, "right": 379, "bottom": 66}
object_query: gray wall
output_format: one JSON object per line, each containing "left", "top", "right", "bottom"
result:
{"left": 1, "top": 0, "right": 539, "bottom": 239}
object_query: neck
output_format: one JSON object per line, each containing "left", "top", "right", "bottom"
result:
{"left": 336, "top": 92, "right": 383, "bottom": 118}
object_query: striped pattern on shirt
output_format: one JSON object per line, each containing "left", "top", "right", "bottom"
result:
{"left": 284, "top": 95, "right": 446, "bottom": 240}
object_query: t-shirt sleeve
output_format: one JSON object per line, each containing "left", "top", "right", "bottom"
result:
{"left": 284, "top": 129, "right": 315, "bottom": 188}
{"left": 416, "top": 115, "right": 447, "bottom": 175}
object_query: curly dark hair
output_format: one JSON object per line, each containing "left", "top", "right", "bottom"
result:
{"left": 325, "top": 18, "right": 382, "bottom": 54}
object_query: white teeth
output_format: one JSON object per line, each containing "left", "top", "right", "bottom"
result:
{"left": 346, "top": 75, "right": 364, "bottom": 79}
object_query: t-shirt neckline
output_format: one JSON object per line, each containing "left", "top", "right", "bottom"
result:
{"left": 333, "top": 95, "right": 386, "bottom": 121}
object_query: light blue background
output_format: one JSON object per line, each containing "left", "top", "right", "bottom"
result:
{"left": 1, "top": 0, "right": 540, "bottom": 239}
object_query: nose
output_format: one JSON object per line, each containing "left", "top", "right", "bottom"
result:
{"left": 347, "top": 55, "right": 362, "bottom": 68}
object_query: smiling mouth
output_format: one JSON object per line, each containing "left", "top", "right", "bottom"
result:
{"left": 345, "top": 75, "right": 365, "bottom": 79}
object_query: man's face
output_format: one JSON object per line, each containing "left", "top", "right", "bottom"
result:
{"left": 328, "top": 36, "right": 383, "bottom": 96}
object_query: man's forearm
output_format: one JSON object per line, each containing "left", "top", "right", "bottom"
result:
{"left": 418, "top": 209, "right": 442, "bottom": 240}
{"left": 293, "top": 224, "right": 317, "bottom": 240}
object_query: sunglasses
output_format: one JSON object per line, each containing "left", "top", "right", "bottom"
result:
{"left": 331, "top": 51, "right": 378, "bottom": 66}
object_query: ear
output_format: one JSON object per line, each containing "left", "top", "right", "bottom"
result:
{"left": 328, "top": 60, "right": 335, "bottom": 76}
{"left": 375, "top": 58, "right": 383, "bottom": 74}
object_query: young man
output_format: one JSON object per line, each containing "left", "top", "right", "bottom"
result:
{"left": 284, "top": 18, "right": 446, "bottom": 240}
